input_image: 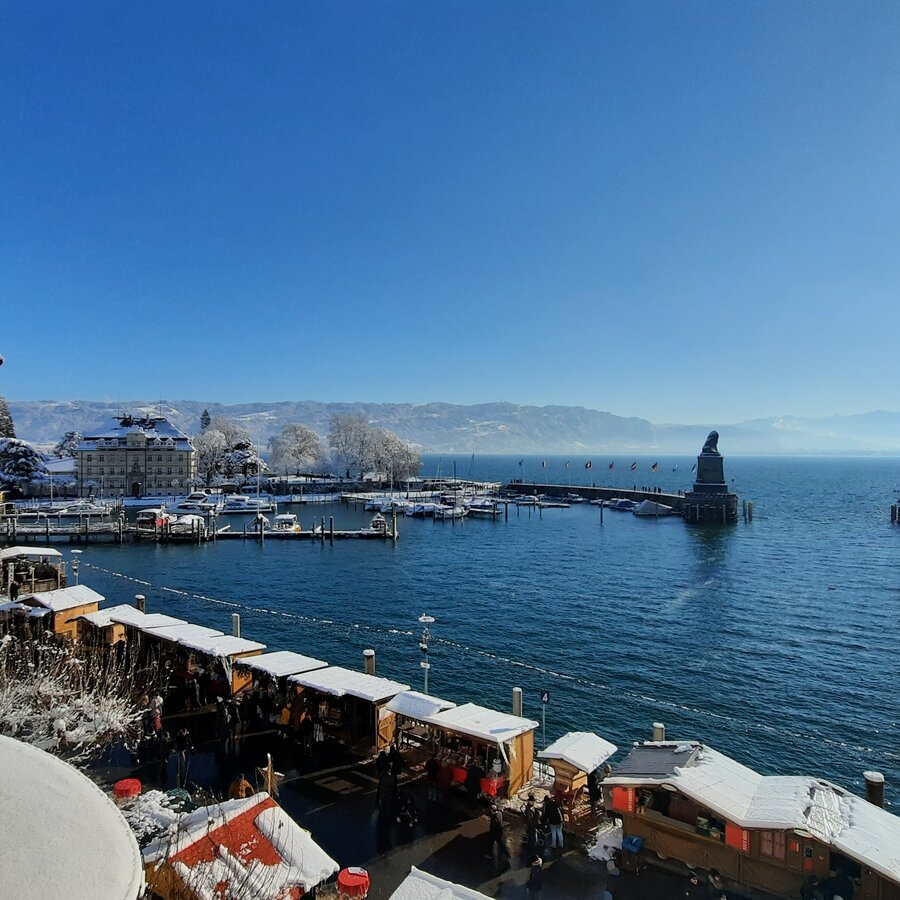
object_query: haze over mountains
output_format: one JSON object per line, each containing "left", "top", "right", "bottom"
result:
{"left": 8, "top": 400, "right": 900, "bottom": 455}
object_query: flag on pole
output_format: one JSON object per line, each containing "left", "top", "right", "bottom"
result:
{"left": 585, "top": 460, "right": 592, "bottom": 469}
{"left": 608, "top": 462, "right": 615, "bottom": 470}
{"left": 651, "top": 462, "right": 658, "bottom": 472}
{"left": 691, "top": 463, "right": 697, "bottom": 473}
{"left": 541, "top": 460, "right": 547, "bottom": 468}
{"left": 672, "top": 464, "right": 678, "bottom": 472}
{"left": 565, "top": 461, "right": 570, "bottom": 469}
{"left": 518, "top": 460, "right": 524, "bottom": 466}
{"left": 630, "top": 461, "right": 637, "bottom": 471}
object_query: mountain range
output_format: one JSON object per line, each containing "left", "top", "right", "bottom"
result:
{"left": 7, "top": 399, "right": 900, "bottom": 455}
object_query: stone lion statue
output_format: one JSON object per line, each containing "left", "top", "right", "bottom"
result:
{"left": 701, "top": 430, "right": 719, "bottom": 454}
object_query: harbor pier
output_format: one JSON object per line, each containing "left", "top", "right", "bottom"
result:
{"left": 503, "top": 482, "right": 687, "bottom": 510}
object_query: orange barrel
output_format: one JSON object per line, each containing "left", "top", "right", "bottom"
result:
{"left": 337, "top": 866, "right": 370, "bottom": 898}
{"left": 113, "top": 778, "right": 141, "bottom": 800}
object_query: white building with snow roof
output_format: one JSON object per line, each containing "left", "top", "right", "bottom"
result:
{"left": 604, "top": 739, "right": 900, "bottom": 899}
{"left": 75, "top": 415, "right": 196, "bottom": 498}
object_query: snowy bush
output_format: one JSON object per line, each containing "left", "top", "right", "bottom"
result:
{"left": 0, "top": 437, "right": 47, "bottom": 488}
{"left": 0, "top": 627, "right": 162, "bottom": 764}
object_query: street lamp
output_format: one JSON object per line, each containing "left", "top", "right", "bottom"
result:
{"left": 70, "top": 549, "right": 82, "bottom": 585}
{"left": 418, "top": 613, "right": 435, "bottom": 694}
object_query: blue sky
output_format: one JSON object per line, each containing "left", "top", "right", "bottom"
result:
{"left": 2, "top": 1, "right": 899, "bottom": 423}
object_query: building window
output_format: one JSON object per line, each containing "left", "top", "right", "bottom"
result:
{"left": 179, "top": 468, "right": 184, "bottom": 474}
{"left": 167, "top": 468, "right": 172, "bottom": 475}
{"left": 86, "top": 454, "right": 93, "bottom": 461}
{"left": 760, "top": 831, "right": 786, "bottom": 861}
{"left": 99, "top": 454, "right": 104, "bottom": 461}
{"left": 98, "top": 468, "right": 104, "bottom": 475}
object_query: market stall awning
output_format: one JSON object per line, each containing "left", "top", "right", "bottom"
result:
{"left": 385, "top": 690, "right": 456, "bottom": 720}
{"left": 176, "top": 633, "right": 267, "bottom": 658}
{"left": 420, "top": 703, "right": 538, "bottom": 745}
{"left": 0, "top": 546, "right": 62, "bottom": 562}
{"left": 237, "top": 650, "right": 329, "bottom": 679}
{"left": 389, "top": 867, "right": 489, "bottom": 900}
{"left": 289, "top": 666, "right": 410, "bottom": 703}
{"left": 21, "top": 584, "right": 104, "bottom": 613}
{"left": 538, "top": 731, "right": 618, "bottom": 773}
{"left": 140, "top": 623, "right": 225, "bottom": 644}
{"left": 109, "top": 608, "right": 187, "bottom": 629}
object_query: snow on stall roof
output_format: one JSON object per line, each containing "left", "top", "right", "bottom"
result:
{"left": 420, "top": 703, "right": 538, "bottom": 745}
{"left": 22, "top": 583, "right": 104, "bottom": 612}
{"left": 0, "top": 734, "right": 144, "bottom": 900}
{"left": 538, "top": 732, "right": 618, "bottom": 773}
{"left": 389, "top": 866, "right": 490, "bottom": 900}
{"left": 605, "top": 741, "right": 900, "bottom": 883}
{"left": 176, "top": 633, "right": 267, "bottom": 658}
{"left": 289, "top": 665, "right": 410, "bottom": 703}
{"left": 143, "top": 792, "right": 338, "bottom": 900}
{"left": 0, "top": 545, "right": 62, "bottom": 561}
{"left": 108, "top": 608, "right": 187, "bottom": 629}
{"left": 140, "top": 622, "right": 225, "bottom": 643}
{"left": 80, "top": 603, "right": 151, "bottom": 628}
{"left": 0, "top": 600, "right": 27, "bottom": 612}
{"left": 237, "top": 650, "right": 329, "bottom": 679}
{"left": 386, "top": 690, "right": 457, "bottom": 720}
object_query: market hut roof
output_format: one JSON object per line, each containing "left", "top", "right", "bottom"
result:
{"left": 419, "top": 703, "right": 539, "bottom": 745}
{"left": 143, "top": 792, "right": 338, "bottom": 900}
{"left": 605, "top": 741, "right": 900, "bottom": 884}
{"left": 175, "top": 633, "right": 267, "bottom": 658}
{"left": 289, "top": 665, "right": 410, "bottom": 703}
{"left": 538, "top": 731, "right": 618, "bottom": 773}
{"left": 389, "top": 867, "right": 490, "bottom": 900}
{"left": 108, "top": 608, "right": 187, "bottom": 629}
{"left": 0, "top": 545, "right": 62, "bottom": 562}
{"left": 21, "top": 584, "right": 104, "bottom": 612}
{"left": 385, "top": 690, "right": 457, "bottom": 720}
{"left": 0, "top": 734, "right": 144, "bottom": 900}
{"left": 140, "top": 622, "right": 225, "bottom": 644}
{"left": 237, "top": 650, "right": 329, "bottom": 679}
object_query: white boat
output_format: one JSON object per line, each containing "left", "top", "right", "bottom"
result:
{"left": 273, "top": 513, "right": 302, "bottom": 532}
{"left": 433, "top": 505, "right": 467, "bottom": 520}
{"left": 168, "top": 514, "right": 207, "bottom": 538}
{"left": 248, "top": 513, "right": 271, "bottom": 531}
{"left": 57, "top": 499, "right": 114, "bottom": 517}
{"left": 610, "top": 498, "right": 637, "bottom": 511}
{"left": 633, "top": 499, "right": 678, "bottom": 517}
{"left": 369, "top": 513, "right": 387, "bottom": 533}
{"left": 219, "top": 495, "right": 275, "bottom": 514}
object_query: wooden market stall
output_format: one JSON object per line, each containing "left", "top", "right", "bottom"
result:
{"left": 78, "top": 604, "right": 186, "bottom": 645}
{"left": 384, "top": 689, "right": 457, "bottom": 750}
{"left": 537, "top": 731, "right": 618, "bottom": 817}
{"left": 288, "top": 665, "right": 410, "bottom": 751}
{"left": 236, "top": 650, "right": 329, "bottom": 691}
{"left": 16, "top": 584, "right": 104, "bottom": 639}
{"left": 0, "top": 546, "right": 66, "bottom": 596}
{"left": 172, "top": 631, "right": 268, "bottom": 697}
{"left": 412, "top": 702, "right": 539, "bottom": 798}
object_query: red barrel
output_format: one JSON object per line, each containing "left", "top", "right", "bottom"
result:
{"left": 337, "top": 866, "right": 370, "bottom": 898}
{"left": 113, "top": 778, "right": 142, "bottom": 800}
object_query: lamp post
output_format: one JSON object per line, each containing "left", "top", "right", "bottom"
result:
{"left": 70, "top": 549, "right": 82, "bottom": 585}
{"left": 418, "top": 613, "right": 435, "bottom": 694}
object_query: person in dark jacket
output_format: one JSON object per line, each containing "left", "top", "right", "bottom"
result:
{"left": 527, "top": 856, "right": 543, "bottom": 897}
{"left": 542, "top": 795, "right": 564, "bottom": 851}
{"left": 425, "top": 755, "right": 440, "bottom": 802}
{"left": 488, "top": 803, "right": 510, "bottom": 870}
{"left": 175, "top": 727, "right": 193, "bottom": 787}
{"left": 587, "top": 768, "right": 601, "bottom": 809}
{"left": 523, "top": 794, "right": 540, "bottom": 858}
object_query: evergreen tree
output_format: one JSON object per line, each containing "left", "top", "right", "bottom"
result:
{"left": 0, "top": 396, "right": 15, "bottom": 439}
{"left": 53, "top": 431, "right": 82, "bottom": 458}
{"left": 200, "top": 409, "right": 211, "bottom": 431}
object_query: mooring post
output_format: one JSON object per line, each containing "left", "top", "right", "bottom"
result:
{"left": 329, "top": 515, "right": 334, "bottom": 545}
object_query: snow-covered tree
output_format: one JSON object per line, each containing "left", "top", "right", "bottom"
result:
{"left": 268, "top": 424, "right": 324, "bottom": 475}
{"left": 0, "top": 437, "right": 47, "bottom": 488}
{"left": 207, "top": 416, "right": 251, "bottom": 448}
{"left": 193, "top": 417, "right": 255, "bottom": 485}
{"left": 226, "top": 441, "right": 269, "bottom": 479}
{"left": 0, "top": 628, "right": 163, "bottom": 765}
{"left": 371, "top": 428, "right": 421, "bottom": 480}
{"left": 200, "top": 409, "right": 211, "bottom": 431}
{"left": 193, "top": 429, "right": 229, "bottom": 485}
{"left": 52, "top": 430, "right": 83, "bottom": 458}
{"left": 0, "top": 396, "right": 14, "bottom": 439}
{"left": 328, "top": 413, "right": 373, "bottom": 479}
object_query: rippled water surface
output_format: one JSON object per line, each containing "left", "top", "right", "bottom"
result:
{"left": 78, "top": 455, "right": 899, "bottom": 805}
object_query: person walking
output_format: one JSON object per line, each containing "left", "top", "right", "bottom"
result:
{"left": 527, "top": 856, "right": 543, "bottom": 898}
{"left": 175, "top": 726, "right": 193, "bottom": 787}
{"left": 587, "top": 768, "right": 601, "bottom": 809}
{"left": 542, "top": 795, "right": 564, "bottom": 852}
{"left": 523, "top": 794, "right": 540, "bottom": 859}
{"left": 488, "top": 803, "right": 510, "bottom": 871}
{"left": 156, "top": 730, "right": 173, "bottom": 787}
{"left": 425, "top": 754, "right": 439, "bottom": 803}
{"left": 389, "top": 743, "right": 404, "bottom": 791}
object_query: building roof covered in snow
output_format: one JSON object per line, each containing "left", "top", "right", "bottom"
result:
{"left": 385, "top": 690, "right": 457, "bottom": 720}
{"left": 175, "top": 633, "right": 267, "bottom": 658}
{"left": 0, "top": 734, "right": 144, "bottom": 900}
{"left": 143, "top": 792, "right": 338, "bottom": 900}
{"left": 605, "top": 741, "right": 900, "bottom": 884}
{"left": 109, "top": 607, "right": 187, "bottom": 629}
{"left": 237, "top": 650, "right": 329, "bottom": 679}
{"left": 21, "top": 583, "right": 104, "bottom": 612}
{"left": 289, "top": 665, "right": 410, "bottom": 703}
{"left": 78, "top": 415, "right": 194, "bottom": 449}
{"left": 418, "top": 703, "right": 538, "bottom": 745}
{"left": 389, "top": 867, "right": 490, "bottom": 900}
{"left": 538, "top": 732, "right": 618, "bottom": 773}
{"left": 140, "top": 622, "right": 225, "bottom": 644}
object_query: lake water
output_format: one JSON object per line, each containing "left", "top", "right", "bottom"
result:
{"left": 77, "top": 455, "right": 899, "bottom": 806}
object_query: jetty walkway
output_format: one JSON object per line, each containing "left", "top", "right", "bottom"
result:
{"left": 504, "top": 482, "right": 686, "bottom": 510}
